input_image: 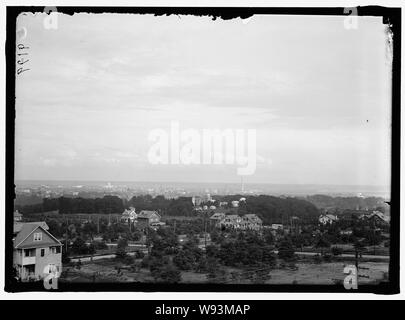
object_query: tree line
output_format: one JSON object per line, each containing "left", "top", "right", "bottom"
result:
{"left": 16, "top": 194, "right": 321, "bottom": 223}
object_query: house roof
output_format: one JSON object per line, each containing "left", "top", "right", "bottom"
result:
{"left": 13, "top": 222, "right": 60, "bottom": 249}
{"left": 122, "top": 208, "right": 136, "bottom": 216}
{"left": 225, "top": 214, "right": 239, "bottom": 219}
{"left": 14, "top": 221, "right": 49, "bottom": 233}
{"left": 210, "top": 212, "right": 225, "bottom": 219}
{"left": 369, "top": 211, "right": 390, "bottom": 223}
{"left": 222, "top": 214, "right": 241, "bottom": 222}
{"left": 243, "top": 214, "right": 262, "bottom": 223}
{"left": 320, "top": 214, "right": 338, "bottom": 220}
{"left": 138, "top": 210, "right": 160, "bottom": 219}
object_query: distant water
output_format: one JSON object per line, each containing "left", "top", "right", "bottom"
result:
{"left": 15, "top": 180, "right": 390, "bottom": 198}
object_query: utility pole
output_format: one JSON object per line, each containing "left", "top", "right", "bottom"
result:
{"left": 147, "top": 226, "right": 151, "bottom": 255}
{"left": 290, "top": 216, "right": 293, "bottom": 234}
{"left": 204, "top": 218, "right": 207, "bottom": 249}
{"left": 373, "top": 219, "right": 376, "bottom": 255}
{"left": 65, "top": 216, "right": 68, "bottom": 254}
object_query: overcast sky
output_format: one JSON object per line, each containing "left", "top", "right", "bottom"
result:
{"left": 15, "top": 13, "right": 391, "bottom": 187}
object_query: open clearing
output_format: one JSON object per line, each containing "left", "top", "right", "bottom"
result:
{"left": 61, "top": 258, "right": 388, "bottom": 285}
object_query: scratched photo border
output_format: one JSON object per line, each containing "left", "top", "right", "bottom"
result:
{"left": 4, "top": 5, "right": 401, "bottom": 294}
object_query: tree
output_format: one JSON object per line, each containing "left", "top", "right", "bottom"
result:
{"left": 262, "top": 247, "right": 277, "bottom": 266}
{"left": 91, "top": 240, "right": 108, "bottom": 250}
{"left": 71, "top": 237, "right": 89, "bottom": 255}
{"left": 46, "top": 220, "right": 63, "bottom": 238}
{"left": 263, "top": 229, "right": 275, "bottom": 245}
{"left": 173, "top": 250, "right": 195, "bottom": 271}
{"left": 61, "top": 240, "right": 71, "bottom": 263}
{"left": 115, "top": 238, "right": 128, "bottom": 260}
{"left": 82, "top": 222, "right": 97, "bottom": 240}
{"left": 131, "top": 229, "right": 144, "bottom": 241}
{"left": 315, "top": 236, "right": 331, "bottom": 256}
{"left": 364, "top": 230, "right": 382, "bottom": 246}
{"left": 102, "top": 226, "right": 118, "bottom": 243}
{"left": 205, "top": 257, "right": 220, "bottom": 274}
{"left": 205, "top": 244, "right": 219, "bottom": 258}
{"left": 277, "top": 239, "right": 296, "bottom": 261}
{"left": 353, "top": 238, "right": 366, "bottom": 257}
{"left": 87, "top": 243, "right": 96, "bottom": 255}
{"left": 150, "top": 261, "right": 181, "bottom": 283}
{"left": 331, "top": 246, "right": 343, "bottom": 256}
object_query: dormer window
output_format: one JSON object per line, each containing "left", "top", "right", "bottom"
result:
{"left": 33, "top": 232, "right": 42, "bottom": 241}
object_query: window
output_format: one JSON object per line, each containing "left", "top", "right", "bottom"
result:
{"left": 24, "top": 249, "right": 35, "bottom": 257}
{"left": 40, "top": 249, "right": 45, "bottom": 257}
{"left": 33, "top": 232, "right": 42, "bottom": 241}
{"left": 50, "top": 247, "right": 60, "bottom": 254}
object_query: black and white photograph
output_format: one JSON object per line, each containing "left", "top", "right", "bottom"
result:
{"left": 3, "top": 4, "right": 401, "bottom": 297}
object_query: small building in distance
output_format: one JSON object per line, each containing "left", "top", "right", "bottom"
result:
{"left": 197, "top": 232, "right": 211, "bottom": 247}
{"left": 14, "top": 210, "right": 23, "bottom": 222}
{"left": 359, "top": 211, "right": 390, "bottom": 225}
{"left": 121, "top": 207, "right": 137, "bottom": 224}
{"left": 177, "top": 234, "right": 188, "bottom": 244}
{"left": 137, "top": 210, "right": 161, "bottom": 228}
{"left": 217, "top": 214, "right": 262, "bottom": 231}
{"left": 240, "top": 214, "right": 262, "bottom": 231}
{"left": 209, "top": 212, "right": 226, "bottom": 227}
{"left": 319, "top": 214, "right": 339, "bottom": 225}
{"left": 231, "top": 200, "right": 239, "bottom": 208}
{"left": 219, "top": 214, "right": 242, "bottom": 229}
{"left": 340, "top": 229, "right": 353, "bottom": 236}
{"left": 13, "top": 221, "right": 62, "bottom": 282}
{"left": 192, "top": 196, "right": 203, "bottom": 207}
{"left": 271, "top": 223, "right": 283, "bottom": 230}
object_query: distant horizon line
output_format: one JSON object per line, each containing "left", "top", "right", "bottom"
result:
{"left": 14, "top": 179, "right": 390, "bottom": 188}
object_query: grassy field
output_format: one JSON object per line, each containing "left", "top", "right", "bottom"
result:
{"left": 265, "top": 261, "right": 388, "bottom": 285}
{"left": 61, "top": 258, "right": 389, "bottom": 285}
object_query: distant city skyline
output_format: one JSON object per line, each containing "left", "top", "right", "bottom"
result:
{"left": 15, "top": 179, "right": 391, "bottom": 198}
{"left": 15, "top": 13, "right": 392, "bottom": 187}
{"left": 15, "top": 178, "right": 390, "bottom": 187}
